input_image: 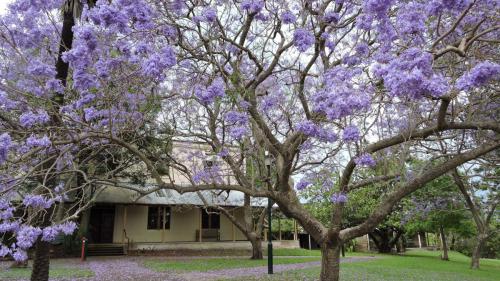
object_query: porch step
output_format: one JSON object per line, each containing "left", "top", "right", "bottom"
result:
{"left": 87, "top": 244, "right": 125, "bottom": 256}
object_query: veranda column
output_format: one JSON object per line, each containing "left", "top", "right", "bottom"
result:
{"left": 161, "top": 207, "right": 166, "bottom": 243}
{"left": 122, "top": 205, "right": 127, "bottom": 244}
{"left": 232, "top": 209, "right": 235, "bottom": 242}
{"left": 198, "top": 208, "right": 202, "bottom": 242}
{"left": 278, "top": 216, "right": 282, "bottom": 241}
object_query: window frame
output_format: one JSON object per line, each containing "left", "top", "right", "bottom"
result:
{"left": 147, "top": 206, "right": 171, "bottom": 230}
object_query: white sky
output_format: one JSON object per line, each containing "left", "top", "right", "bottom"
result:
{"left": 0, "top": 0, "right": 10, "bottom": 14}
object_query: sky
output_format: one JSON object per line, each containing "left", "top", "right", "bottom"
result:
{"left": 0, "top": 0, "right": 9, "bottom": 14}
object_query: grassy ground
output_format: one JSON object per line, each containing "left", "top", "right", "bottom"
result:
{"left": 144, "top": 256, "right": 321, "bottom": 272}
{"left": 0, "top": 267, "right": 94, "bottom": 280}
{"left": 221, "top": 249, "right": 500, "bottom": 281}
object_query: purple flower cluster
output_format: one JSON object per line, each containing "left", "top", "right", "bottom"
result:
{"left": 456, "top": 61, "right": 500, "bottom": 90}
{"left": 19, "top": 110, "right": 50, "bottom": 128}
{"left": 195, "top": 78, "right": 226, "bottom": 104}
{"left": 342, "top": 126, "right": 360, "bottom": 142}
{"left": 281, "top": 10, "right": 296, "bottom": 24}
{"left": 312, "top": 66, "right": 371, "bottom": 120}
{"left": 192, "top": 165, "right": 223, "bottom": 184}
{"left": 225, "top": 111, "right": 248, "bottom": 140}
{"left": 27, "top": 60, "right": 57, "bottom": 77}
{"left": 241, "top": 0, "right": 264, "bottom": 14}
{"left": 16, "top": 226, "right": 42, "bottom": 249}
{"left": 293, "top": 28, "right": 315, "bottom": 52}
{"left": 323, "top": 11, "right": 339, "bottom": 24}
{"left": 376, "top": 48, "right": 449, "bottom": 98}
{"left": 22, "top": 194, "right": 54, "bottom": 209}
{"left": 330, "top": 192, "right": 348, "bottom": 204}
{"left": 26, "top": 135, "right": 51, "bottom": 148}
{"left": 295, "top": 120, "right": 337, "bottom": 143}
{"left": 295, "top": 179, "right": 312, "bottom": 191}
{"left": 142, "top": 46, "right": 176, "bottom": 79}
{"left": 0, "top": 133, "right": 12, "bottom": 165}
{"left": 201, "top": 6, "right": 217, "bottom": 22}
{"left": 354, "top": 153, "right": 376, "bottom": 167}
{"left": 363, "top": 0, "right": 394, "bottom": 18}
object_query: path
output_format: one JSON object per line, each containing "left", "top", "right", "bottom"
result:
{"left": 180, "top": 256, "right": 375, "bottom": 280}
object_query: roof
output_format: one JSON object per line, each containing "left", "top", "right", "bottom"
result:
{"left": 95, "top": 184, "right": 267, "bottom": 207}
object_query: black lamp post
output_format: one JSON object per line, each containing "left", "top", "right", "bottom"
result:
{"left": 265, "top": 152, "right": 273, "bottom": 274}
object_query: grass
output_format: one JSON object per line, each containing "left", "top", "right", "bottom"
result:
{"left": 144, "top": 256, "right": 321, "bottom": 272}
{"left": 221, "top": 249, "right": 500, "bottom": 281}
{"left": 271, "top": 248, "right": 368, "bottom": 257}
{"left": 0, "top": 267, "right": 94, "bottom": 280}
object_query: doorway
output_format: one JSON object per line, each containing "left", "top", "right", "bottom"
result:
{"left": 89, "top": 205, "right": 115, "bottom": 243}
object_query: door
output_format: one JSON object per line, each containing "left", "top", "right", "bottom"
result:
{"left": 89, "top": 205, "right": 115, "bottom": 243}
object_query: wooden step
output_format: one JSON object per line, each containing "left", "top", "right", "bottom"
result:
{"left": 86, "top": 244, "right": 125, "bottom": 256}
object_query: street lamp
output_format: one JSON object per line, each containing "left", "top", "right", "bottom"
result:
{"left": 265, "top": 151, "right": 273, "bottom": 274}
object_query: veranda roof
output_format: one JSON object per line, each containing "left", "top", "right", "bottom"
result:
{"left": 94, "top": 184, "right": 267, "bottom": 207}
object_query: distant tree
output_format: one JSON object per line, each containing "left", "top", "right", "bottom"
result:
{"left": 452, "top": 160, "right": 499, "bottom": 269}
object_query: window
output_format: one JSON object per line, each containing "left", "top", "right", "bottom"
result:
{"left": 202, "top": 208, "right": 220, "bottom": 229}
{"left": 147, "top": 206, "right": 171, "bottom": 229}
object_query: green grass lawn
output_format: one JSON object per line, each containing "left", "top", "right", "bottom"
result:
{"left": 0, "top": 267, "right": 94, "bottom": 280}
{"left": 144, "top": 256, "right": 321, "bottom": 272}
{"left": 222, "top": 249, "right": 500, "bottom": 281}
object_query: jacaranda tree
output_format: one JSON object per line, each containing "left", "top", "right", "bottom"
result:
{"left": 1, "top": 1, "right": 499, "bottom": 281}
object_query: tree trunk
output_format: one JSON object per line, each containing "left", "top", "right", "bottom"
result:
{"left": 320, "top": 243, "right": 341, "bottom": 281}
{"left": 471, "top": 235, "right": 486, "bottom": 269}
{"left": 439, "top": 226, "right": 449, "bottom": 261}
{"left": 30, "top": 238, "right": 51, "bottom": 281}
{"left": 249, "top": 236, "right": 263, "bottom": 259}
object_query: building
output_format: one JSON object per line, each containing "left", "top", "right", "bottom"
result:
{"left": 84, "top": 141, "right": 299, "bottom": 253}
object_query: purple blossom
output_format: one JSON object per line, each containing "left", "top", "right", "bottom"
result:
{"left": 27, "top": 61, "right": 57, "bottom": 77}
{"left": 229, "top": 126, "right": 247, "bottom": 140}
{"left": 364, "top": 0, "right": 394, "bottom": 18}
{"left": 295, "top": 120, "right": 318, "bottom": 136}
{"left": 217, "top": 148, "right": 229, "bottom": 157}
{"left": 330, "top": 192, "right": 348, "bottom": 203}
{"left": 456, "top": 61, "right": 500, "bottom": 90}
{"left": 19, "top": 110, "right": 50, "bottom": 128}
{"left": 74, "top": 25, "right": 98, "bottom": 51}
{"left": 281, "top": 10, "right": 296, "bottom": 24}
{"left": 195, "top": 78, "right": 225, "bottom": 104}
{"left": 57, "top": 221, "right": 78, "bottom": 235}
{"left": 380, "top": 48, "right": 449, "bottom": 98}
{"left": 355, "top": 42, "right": 370, "bottom": 56}
{"left": 12, "top": 249, "right": 28, "bottom": 262}
{"left": 201, "top": 6, "right": 217, "bottom": 22}
{"left": 295, "top": 121, "right": 337, "bottom": 143}
{"left": 22, "top": 195, "right": 53, "bottom": 209}
{"left": 293, "top": 28, "right": 315, "bottom": 52}
{"left": 45, "top": 78, "right": 64, "bottom": 93}
{"left": 354, "top": 153, "right": 376, "bottom": 167}
{"left": 0, "top": 221, "right": 20, "bottom": 233}
{"left": 241, "top": 0, "right": 264, "bottom": 14}
{"left": 323, "top": 11, "right": 339, "bottom": 24}
{"left": 26, "top": 135, "right": 51, "bottom": 148}
{"left": 142, "top": 46, "right": 176, "bottom": 79}
{"left": 342, "top": 126, "right": 360, "bottom": 142}
{"left": 16, "top": 226, "right": 42, "bottom": 249}
{"left": 0, "top": 133, "right": 12, "bottom": 165}
{"left": 42, "top": 226, "right": 59, "bottom": 241}
{"left": 225, "top": 111, "right": 248, "bottom": 124}
{"left": 296, "top": 179, "right": 312, "bottom": 191}
{"left": 0, "top": 244, "right": 11, "bottom": 257}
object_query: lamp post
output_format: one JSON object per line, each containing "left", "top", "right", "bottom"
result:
{"left": 265, "top": 152, "right": 273, "bottom": 274}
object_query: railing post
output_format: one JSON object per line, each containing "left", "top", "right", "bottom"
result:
{"left": 81, "top": 237, "right": 88, "bottom": 262}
